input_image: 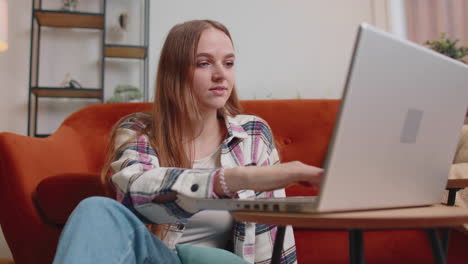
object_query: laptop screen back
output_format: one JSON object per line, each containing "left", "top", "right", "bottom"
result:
{"left": 316, "top": 23, "right": 468, "bottom": 212}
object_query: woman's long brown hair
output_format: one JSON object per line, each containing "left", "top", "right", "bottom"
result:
{"left": 100, "top": 20, "right": 242, "bottom": 234}
{"left": 151, "top": 19, "right": 242, "bottom": 169}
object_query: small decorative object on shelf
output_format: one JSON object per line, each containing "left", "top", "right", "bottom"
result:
{"left": 108, "top": 12, "right": 129, "bottom": 41}
{"left": 62, "top": 0, "right": 78, "bottom": 12}
{"left": 425, "top": 33, "right": 468, "bottom": 64}
{"left": 107, "top": 84, "right": 142, "bottom": 103}
{"left": 60, "top": 73, "right": 82, "bottom": 88}
{"left": 118, "top": 12, "right": 129, "bottom": 31}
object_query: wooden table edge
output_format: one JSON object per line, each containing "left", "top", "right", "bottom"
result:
{"left": 231, "top": 205, "right": 468, "bottom": 229}
{"left": 446, "top": 178, "right": 468, "bottom": 189}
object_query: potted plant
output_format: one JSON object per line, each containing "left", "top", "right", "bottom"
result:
{"left": 107, "top": 84, "right": 143, "bottom": 103}
{"left": 425, "top": 33, "right": 468, "bottom": 64}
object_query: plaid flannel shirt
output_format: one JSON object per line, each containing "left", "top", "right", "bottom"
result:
{"left": 110, "top": 112, "right": 297, "bottom": 264}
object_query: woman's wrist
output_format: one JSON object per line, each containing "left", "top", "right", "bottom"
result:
{"left": 214, "top": 166, "right": 270, "bottom": 196}
{"left": 218, "top": 168, "right": 234, "bottom": 197}
{"left": 214, "top": 167, "right": 240, "bottom": 197}
{"left": 222, "top": 167, "right": 249, "bottom": 195}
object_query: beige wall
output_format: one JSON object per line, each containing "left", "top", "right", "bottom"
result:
{"left": 148, "top": 0, "right": 392, "bottom": 101}
{"left": 0, "top": 0, "right": 393, "bottom": 135}
{"left": 0, "top": 0, "right": 393, "bottom": 259}
{"left": 0, "top": 0, "right": 30, "bottom": 135}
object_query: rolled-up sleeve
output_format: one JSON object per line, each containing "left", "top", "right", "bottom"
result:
{"left": 110, "top": 119, "right": 221, "bottom": 224}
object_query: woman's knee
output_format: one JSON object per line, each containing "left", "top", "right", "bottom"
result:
{"left": 70, "top": 197, "right": 124, "bottom": 221}
{"left": 75, "top": 196, "right": 119, "bottom": 211}
{"left": 71, "top": 196, "right": 142, "bottom": 227}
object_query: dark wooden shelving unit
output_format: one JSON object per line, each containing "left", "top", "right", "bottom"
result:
{"left": 28, "top": 0, "right": 150, "bottom": 137}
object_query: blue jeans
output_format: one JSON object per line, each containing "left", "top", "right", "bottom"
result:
{"left": 53, "top": 197, "right": 182, "bottom": 264}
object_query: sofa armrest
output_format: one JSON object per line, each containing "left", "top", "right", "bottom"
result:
{"left": 0, "top": 126, "right": 97, "bottom": 263}
{"left": 449, "top": 163, "right": 468, "bottom": 180}
{"left": 454, "top": 125, "right": 468, "bottom": 164}
{"left": 35, "top": 172, "right": 109, "bottom": 226}
{"left": 0, "top": 126, "right": 95, "bottom": 194}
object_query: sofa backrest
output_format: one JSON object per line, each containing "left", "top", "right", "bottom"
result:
{"left": 60, "top": 99, "right": 340, "bottom": 195}
{"left": 60, "top": 99, "right": 340, "bottom": 173}
{"left": 240, "top": 100, "right": 340, "bottom": 195}
{"left": 242, "top": 100, "right": 339, "bottom": 163}
{"left": 60, "top": 99, "right": 340, "bottom": 194}
{"left": 59, "top": 102, "right": 153, "bottom": 173}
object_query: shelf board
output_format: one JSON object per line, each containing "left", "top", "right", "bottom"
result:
{"left": 32, "top": 87, "right": 103, "bottom": 99}
{"left": 34, "top": 10, "right": 104, "bottom": 29}
{"left": 105, "top": 45, "right": 147, "bottom": 59}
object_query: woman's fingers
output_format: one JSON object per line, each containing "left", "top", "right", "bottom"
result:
{"left": 307, "top": 166, "right": 324, "bottom": 178}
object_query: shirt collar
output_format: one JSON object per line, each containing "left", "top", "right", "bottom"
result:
{"left": 223, "top": 115, "right": 249, "bottom": 144}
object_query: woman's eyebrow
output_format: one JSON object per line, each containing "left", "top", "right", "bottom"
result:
{"left": 225, "top": 53, "right": 235, "bottom": 59}
{"left": 196, "top": 52, "right": 235, "bottom": 59}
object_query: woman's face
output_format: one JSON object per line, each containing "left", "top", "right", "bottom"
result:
{"left": 192, "top": 27, "right": 235, "bottom": 113}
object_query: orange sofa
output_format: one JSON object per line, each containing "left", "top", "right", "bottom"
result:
{"left": 1, "top": 99, "right": 467, "bottom": 264}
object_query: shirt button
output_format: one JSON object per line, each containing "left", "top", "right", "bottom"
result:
{"left": 191, "top": 184, "right": 199, "bottom": 192}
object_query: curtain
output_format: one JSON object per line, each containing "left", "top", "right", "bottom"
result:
{"left": 405, "top": 0, "right": 468, "bottom": 45}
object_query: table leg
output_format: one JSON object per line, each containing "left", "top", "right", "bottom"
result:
{"left": 447, "top": 188, "right": 461, "bottom": 206}
{"left": 349, "top": 229, "right": 365, "bottom": 264}
{"left": 427, "top": 229, "right": 447, "bottom": 264}
{"left": 271, "top": 226, "right": 286, "bottom": 264}
{"left": 441, "top": 188, "right": 460, "bottom": 254}
{"left": 441, "top": 228, "right": 451, "bottom": 255}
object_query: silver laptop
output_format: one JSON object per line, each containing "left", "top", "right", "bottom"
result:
{"left": 196, "top": 23, "right": 468, "bottom": 213}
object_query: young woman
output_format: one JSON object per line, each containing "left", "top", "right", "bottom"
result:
{"left": 53, "top": 20, "right": 323, "bottom": 264}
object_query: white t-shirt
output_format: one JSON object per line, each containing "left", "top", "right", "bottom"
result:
{"left": 178, "top": 146, "right": 234, "bottom": 248}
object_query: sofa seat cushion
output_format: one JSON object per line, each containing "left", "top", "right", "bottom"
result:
{"left": 35, "top": 173, "right": 108, "bottom": 226}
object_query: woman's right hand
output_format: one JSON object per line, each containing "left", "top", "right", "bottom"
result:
{"left": 223, "top": 161, "right": 324, "bottom": 194}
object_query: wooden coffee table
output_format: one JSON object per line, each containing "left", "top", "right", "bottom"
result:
{"left": 232, "top": 205, "right": 468, "bottom": 264}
